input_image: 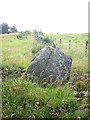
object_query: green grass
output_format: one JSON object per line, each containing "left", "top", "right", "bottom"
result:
{"left": 1, "top": 33, "right": 42, "bottom": 69}
{"left": 0, "top": 33, "right": 88, "bottom": 73}
{"left": 47, "top": 33, "right": 88, "bottom": 74}
{"left": 42, "top": 36, "right": 53, "bottom": 44}
{"left": 0, "top": 33, "right": 89, "bottom": 119}
{"left": 2, "top": 77, "right": 77, "bottom": 118}
{"left": 31, "top": 43, "right": 44, "bottom": 54}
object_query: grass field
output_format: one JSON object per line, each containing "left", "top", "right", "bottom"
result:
{"left": 0, "top": 32, "right": 89, "bottom": 119}
{"left": 1, "top": 33, "right": 88, "bottom": 72}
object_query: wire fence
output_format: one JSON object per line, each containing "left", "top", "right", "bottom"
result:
{"left": 53, "top": 38, "right": 88, "bottom": 57}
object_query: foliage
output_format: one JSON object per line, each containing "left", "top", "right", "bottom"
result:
{"left": 0, "top": 23, "right": 18, "bottom": 34}
{"left": 0, "top": 23, "right": 9, "bottom": 34}
{"left": 0, "top": 33, "right": 88, "bottom": 119}
{"left": 22, "top": 30, "right": 31, "bottom": 35}
{"left": 16, "top": 34, "right": 24, "bottom": 39}
{"left": 38, "top": 31, "right": 44, "bottom": 36}
{"left": 0, "top": 33, "right": 88, "bottom": 72}
{"left": 2, "top": 78, "right": 77, "bottom": 118}
{"left": 9, "top": 26, "right": 17, "bottom": 33}
{"left": 1, "top": 34, "right": 34, "bottom": 69}
{"left": 42, "top": 36, "right": 53, "bottom": 44}
{"left": 31, "top": 43, "right": 44, "bottom": 54}
{"left": 17, "top": 31, "right": 31, "bottom": 39}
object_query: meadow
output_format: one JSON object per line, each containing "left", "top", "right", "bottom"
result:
{"left": 0, "top": 32, "right": 89, "bottom": 119}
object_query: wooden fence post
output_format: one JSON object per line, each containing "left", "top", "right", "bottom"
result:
{"left": 85, "top": 41, "right": 88, "bottom": 56}
{"left": 85, "top": 41, "right": 88, "bottom": 49}
{"left": 69, "top": 40, "right": 71, "bottom": 49}
{"left": 60, "top": 39, "right": 62, "bottom": 47}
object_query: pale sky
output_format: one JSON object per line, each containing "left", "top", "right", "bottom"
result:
{"left": 0, "top": 0, "right": 89, "bottom": 33}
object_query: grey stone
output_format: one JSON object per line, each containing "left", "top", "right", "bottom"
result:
{"left": 33, "top": 30, "right": 42, "bottom": 42}
{"left": 27, "top": 45, "right": 72, "bottom": 84}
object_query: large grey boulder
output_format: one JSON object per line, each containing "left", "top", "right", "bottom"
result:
{"left": 27, "top": 45, "right": 72, "bottom": 84}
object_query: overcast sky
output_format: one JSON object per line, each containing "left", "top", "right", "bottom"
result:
{"left": 0, "top": 0, "right": 88, "bottom": 33}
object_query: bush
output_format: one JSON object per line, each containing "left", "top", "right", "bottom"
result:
{"left": 38, "top": 31, "right": 44, "bottom": 36}
{"left": 16, "top": 34, "right": 23, "bottom": 39}
{"left": 2, "top": 77, "right": 78, "bottom": 118}
{"left": 31, "top": 44, "right": 44, "bottom": 54}
{"left": 17, "top": 31, "right": 31, "bottom": 40}
{"left": 43, "top": 36, "right": 53, "bottom": 44}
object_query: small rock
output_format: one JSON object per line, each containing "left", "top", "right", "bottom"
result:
{"left": 84, "top": 73, "right": 88, "bottom": 79}
{"left": 77, "top": 98, "right": 83, "bottom": 101}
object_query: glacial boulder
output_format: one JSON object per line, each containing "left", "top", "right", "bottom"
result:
{"left": 27, "top": 45, "right": 72, "bottom": 84}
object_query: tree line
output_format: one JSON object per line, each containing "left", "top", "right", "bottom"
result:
{"left": 0, "top": 23, "right": 18, "bottom": 34}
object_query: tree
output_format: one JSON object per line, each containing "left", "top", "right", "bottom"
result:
{"left": 9, "top": 26, "right": 17, "bottom": 33}
{"left": 0, "top": 23, "right": 18, "bottom": 34}
{"left": 0, "top": 23, "right": 9, "bottom": 34}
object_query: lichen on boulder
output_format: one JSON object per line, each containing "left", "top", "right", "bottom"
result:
{"left": 27, "top": 45, "right": 72, "bottom": 84}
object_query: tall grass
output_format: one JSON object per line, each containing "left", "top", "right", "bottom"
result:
{"left": 2, "top": 77, "right": 77, "bottom": 118}
{"left": 47, "top": 33, "right": 88, "bottom": 74}
{"left": 1, "top": 33, "right": 88, "bottom": 119}
{"left": 1, "top": 34, "right": 37, "bottom": 69}
{"left": 0, "top": 33, "right": 88, "bottom": 73}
